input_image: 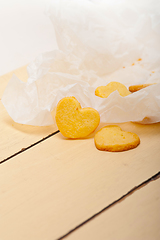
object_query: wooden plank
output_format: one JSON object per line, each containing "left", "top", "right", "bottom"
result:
{"left": 65, "top": 178, "right": 160, "bottom": 240}
{"left": 0, "top": 66, "right": 58, "bottom": 161}
{"left": 0, "top": 101, "right": 57, "bottom": 162}
{"left": 0, "top": 122, "right": 160, "bottom": 240}
{"left": 0, "top": 65, "right": 28, "bottom": 98}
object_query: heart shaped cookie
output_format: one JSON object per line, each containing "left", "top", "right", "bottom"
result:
{"left": 129, "top": 83, "right": 156, "bottom": 93}
{"left": 95, "top": 81, "right": 131, "bottom": 98}
{"left": 55, "top": 97, "right": 100, "bottom": 138}
{"left": 94, "top": 125, "right": 140, "bottom": 152}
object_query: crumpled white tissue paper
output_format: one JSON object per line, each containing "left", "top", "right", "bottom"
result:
{"left": 2, "top": 0, "right": 160, "bottom": 126}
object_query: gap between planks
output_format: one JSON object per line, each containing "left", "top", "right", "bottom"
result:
{"left": 0, "top": 64, "right": 59, "bottom": 164}
{"left": 0, "top": 130, "right": 59, "bottom": 165}
{"left": 58, "top": 171, "right": 160, "bottom": 240}
{"left": 1, "top": 66, "right": 160, "bottom": 240}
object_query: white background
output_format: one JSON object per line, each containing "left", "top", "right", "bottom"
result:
{"left": 0, "top": 0, "right": 58, "bottom": 76}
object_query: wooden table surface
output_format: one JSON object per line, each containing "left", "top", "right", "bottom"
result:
{"left": 0, "top": 66, "right": 160, "bottom": 240}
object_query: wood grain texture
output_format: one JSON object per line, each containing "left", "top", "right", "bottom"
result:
{"left": 0, "top": 67, "right": 57, "bottom": 162}
{"left": 0, "top": 122, "right": 160, "bottom": 240}
{"left": 66, "top": 178, "right": 160, "bottom": 240}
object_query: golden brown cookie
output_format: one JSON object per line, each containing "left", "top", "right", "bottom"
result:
{"left": 94, "top": 125, "right": 140, "bottom": 152}
{"left": 95, "top": 81, "right": 131, "bottom": 98}
{"left": 129, "top": 83, "right": 156, "bottom": 93}
{"left": 55, "top": 97, "right": 100, "bottom": 138}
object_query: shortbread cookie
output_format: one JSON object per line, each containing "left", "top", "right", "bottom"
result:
{"left": 95, "top": 81, "right": 131, "bottom": 98}
{"left": 55, "top": 97, "right": 100, "bottom": 138}
{"left": 129, "top": 83, "right": 155, "bottom": 93}
{"left": 94, "top": 125, "right": 140, "bottom": 152}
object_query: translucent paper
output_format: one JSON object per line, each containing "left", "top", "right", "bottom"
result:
{"left": 2, "top": 0, "right": 160, "bottom": 126}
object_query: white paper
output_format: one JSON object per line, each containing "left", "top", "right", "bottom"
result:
{"left": 2, "top": 0, "right": 160, "bottom": 126}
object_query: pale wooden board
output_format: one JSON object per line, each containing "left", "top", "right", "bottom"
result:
{"left": 0, "top": 122, "right": 160, "bottom": 240}
{"left": 66, "top": 178, "right": 160, "bottom": 240}
{"left": 0, "top": 102, "right": 57, "bottom": 162}
{"left": 0, "top": 67, "right": 58, "bottom": 162}
{"left": 0, "top": 65, "right": 28, "bottom": 98}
